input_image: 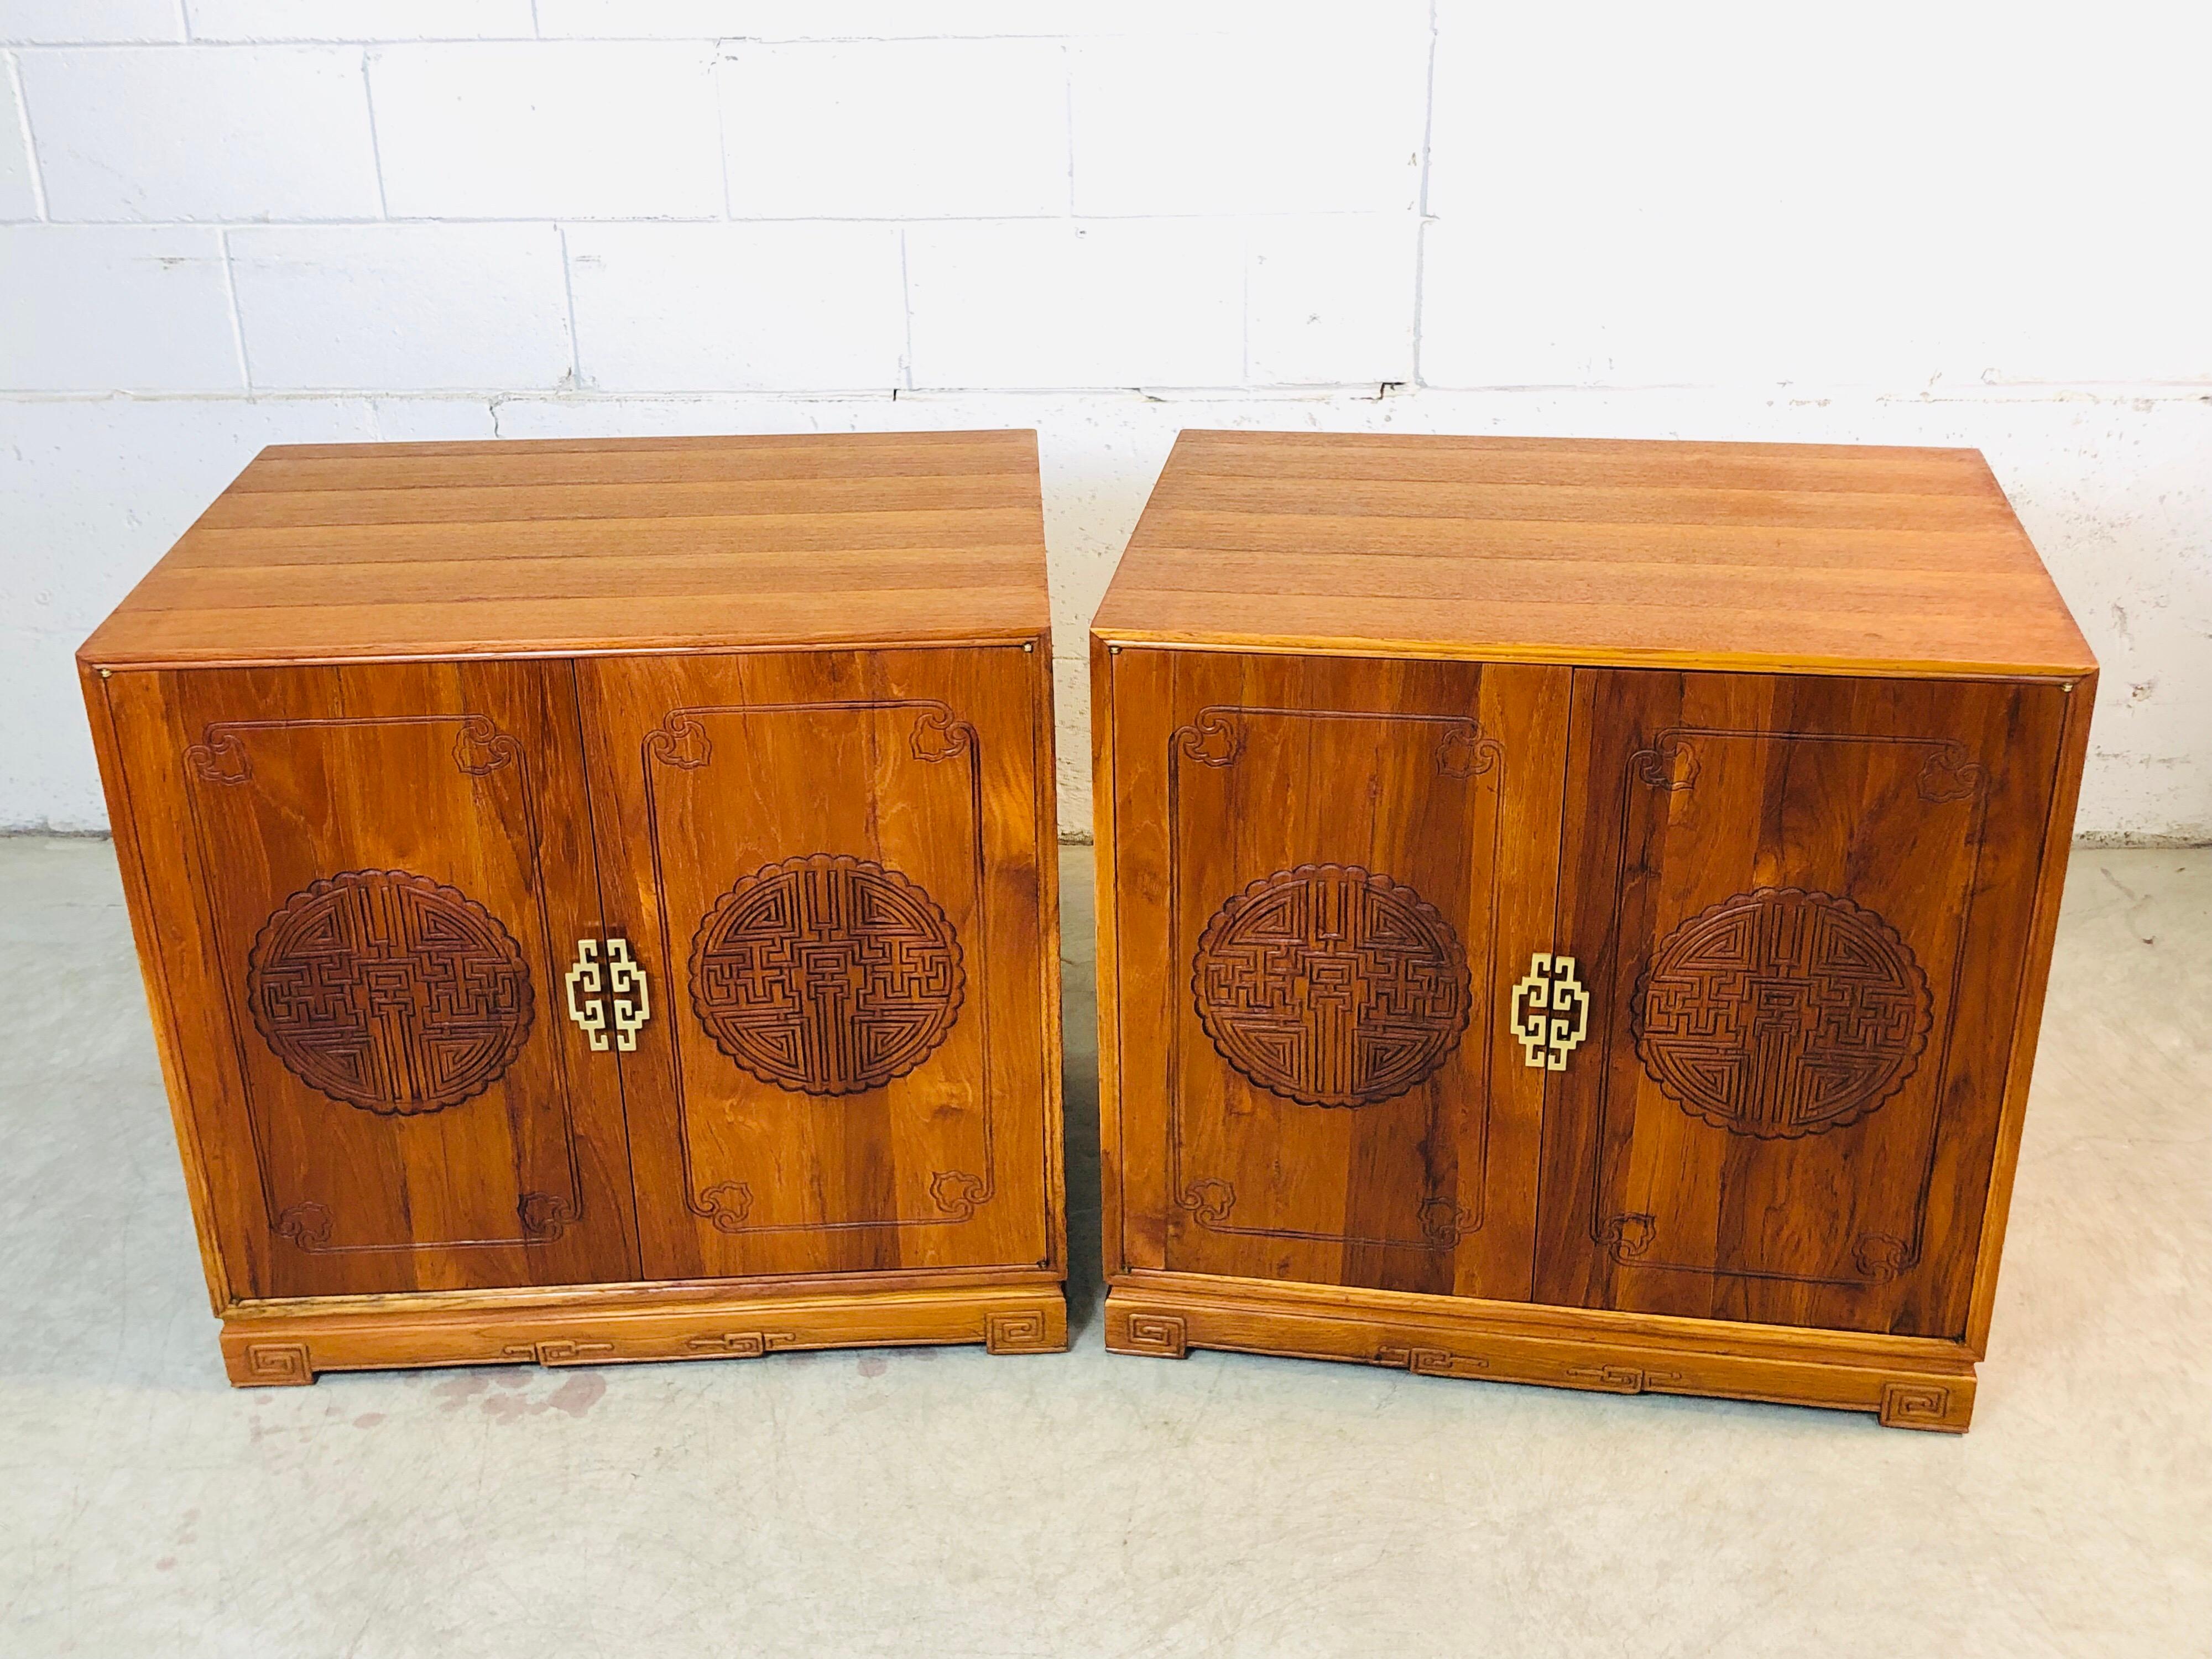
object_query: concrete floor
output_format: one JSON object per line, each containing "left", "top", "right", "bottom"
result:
{"left": 1, "top": 838, "right": 2206, "bottom": 1657}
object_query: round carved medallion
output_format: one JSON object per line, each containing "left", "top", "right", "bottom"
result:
{"left": 246, "top": 870, "right": 534, "bottom": 1116}
{"left": 1634, "top": 887, "right": 1933, "bottom": 1139}
{"left": 1193, "top": 863, "right": 1470, "bottom": 1108}
{"left": 690, "top": 854, "right": 965, "bottom": 1097}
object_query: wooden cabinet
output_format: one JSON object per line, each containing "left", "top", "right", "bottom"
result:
{"left": 82, "top": 431, "right": 1067, "bottom": 1386}
{"left": 1093, "top": 431, "right": 2094, "bottom": 1430}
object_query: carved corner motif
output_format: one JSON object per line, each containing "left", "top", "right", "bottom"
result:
{"left": 910, "top": 706, "right": 978, "bottom": 763}
{"left": 1631, "top": 888, "right": 1934, "bottom": 1140}
{"left": 1172, "top": 709, "right": 1243, "bottom": 768}
{"left": 1917, "top": 744, "right": 1988, "bottom": 804}
{"left": 685, "top": 1331, "right": 796, "bottom": 1357}
{"left": 696, "top": 1181, "right": 754, "bottom": 1233}
{"left": 275, "top": 1202, "right": 333, "bottom": 1250}
{"left": 1853, "top": 1233, "right": 1912, "bottom": 1283}
{"left": 186, "top": 731, "right": 251, "bottom": 785}
{"left": 452, "top": 714, "right": 522, "bottom": 776}
{"left": 1177, "top": 1178, "right": 1238, "bottom": 1226}
{"left": 500, "top": 1339, "right": 616, "bottom": 1366}
{"left": 1436, "top": 725, "right": 1504, "bottom": 780}
{"left": 985, "top": 1311, "right": 1060, "bottom": 1354}
{"left": 1879, "top": 1381, "right": 1957, "bottom": 1430}
{"left": 1631, "top": 733, "right": 1699, "bottom": 791}
{"left": 519, "top": 1192, "right": 579, "bottom": 1241}
{"left": 1379, "top": 1344, "right": 1490, "bottom": 1378}
{"left": 1598, "top": 1212, "right": 1658, "bottom": 1260}
{"left": 1120, "top": 1312, "right": 1188, "bottom": 1358}
{"left": 1566, "top": 1363, "right": 1685, "bottom": 1395}
{"left": 930, "top": 1170, "right": 989, "bottom": 1220}
{"left": 1417, "top": 1197, "right": 1474, "bottom": 1246}
{"left": 645, "top": 712, "right": 713, "bottom": 770}
{"left": 241, "top": 1342, "right": 314, "bottom": 1386}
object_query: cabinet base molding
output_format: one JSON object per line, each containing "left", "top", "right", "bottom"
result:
{"left": 221, "top": 1281, "right": 1068, "bottom": 1387}
{"left": 1103, "top": 1284, "right": 1976, "bottom": 1432}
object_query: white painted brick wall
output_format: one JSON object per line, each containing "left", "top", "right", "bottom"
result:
{"left": 20, "top": 46, "right": 380, "bottom": 221}
{"left": 1068, "top": 30, "right": 1426, "bottom": 217}
{"left": 0, "top": 6, "right": 2206, "bottom": 844}
{"left": 0, "top": 1, "right": 182, "bottom": 44}
{"left": 1, "top": 226, "right": 241, "bottom": 389}
{"left": 229, "top": 223, "right": 571, "bottom": 389}
{"left": 182, "top": 1, "right": 536, "bottom": 41}
{"left": 566, "top": 221, "right": 906, "bottom": 392}
{"left": 369, "top": 43, "right": 722, "bottom": 219}
{"left": 0, "top": 59, "right": 36, "bottom": 218}
{"left": 907, "top": 220, "right": 1244, "bottom": 389}
{"left": 719, "top": 41, "right": 1070, "bottom": 219}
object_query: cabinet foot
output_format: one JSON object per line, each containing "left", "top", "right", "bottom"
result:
{"left": 985, "top": 1305, "right": 1069, "bottom": 1354}
{"left": 228, "top": 1340, "right": 316, "bottom": 1387}
{"left": 1104, "top": 1303, "right": 1189, "bottom": 1359}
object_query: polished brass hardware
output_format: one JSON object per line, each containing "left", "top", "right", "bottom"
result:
{"left": 565, "top": 937, "right": 650, "bottom": 1051}
{"left": 1510, "top": 952, "right": 1589, "bottom": 1071}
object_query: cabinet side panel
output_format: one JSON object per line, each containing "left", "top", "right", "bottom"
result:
{"left": 1964, "top": 672, "right": 2094, "bottom": 1354}
{"left": 106, "top": 661, "right": 637, "bottom": 1299}
{"left": 83, "top": 664, "right": 237, "bottom": 1312}
{"left": 1539, "top": 669, "right": 2066, "bottom": 1338}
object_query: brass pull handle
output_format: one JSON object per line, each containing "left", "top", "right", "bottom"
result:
{"left": 564, "top": 937, "right": 650, "bottom": 1052}
{"left": 1510, "top": 953, "right": 1589, "bottom": 1071}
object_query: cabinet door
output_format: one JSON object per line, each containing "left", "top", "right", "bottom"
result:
{"left": 103, "top": 662, "right": 638, "bottom": 1300}
{"left": 1103, "top": 648, "right": 1569, "bottom": 1298}
{"left": 1537, "top": 669, "right": 2070, "bottom": 1337}
{"left": 576, "top": 646, "right": 1057, "bottom": 1281}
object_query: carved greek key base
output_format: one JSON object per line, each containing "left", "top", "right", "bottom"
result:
{"left": 1103, "top": 1284, "right": 1978, "bottom": 1431}
{"left": 984, "top": 1310, "right": 1067, "bottom": 1354}
{"left": 218, "top": 1281, "right": 1066, "bottom": 1387}
{"left": 236, "top": 1341, "right": 314, "bottom": 1387}
{"left": 1107, "top": 1308, "right": 1190, "bottom": 1359}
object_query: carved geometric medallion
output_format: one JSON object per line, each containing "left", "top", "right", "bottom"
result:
{"left": 1633, "top": 887, "right": 1933, "bottom": 1139}
{"left": 690, "top": 854, "right": 964, "bottom": 1097}
{"left": 246, "top": 870, "right": 534, "bottom": 1116}
{"left": 1193, "top": 863, "right": 1470, "bottom": 1108}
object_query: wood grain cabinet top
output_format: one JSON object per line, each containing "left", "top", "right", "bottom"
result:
{"left": 1093, "top": 429, "right": 2094, "bottom": 679}
{"left": 81, "top": 428, "right": 1051, "bottom": 669}
{"left": 1092, "top": 429, "right": 2095, "bottom": 1431}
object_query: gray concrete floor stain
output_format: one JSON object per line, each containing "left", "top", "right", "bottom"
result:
{"left": 1, "top": 841, "right": 2206, "bottom": 1656}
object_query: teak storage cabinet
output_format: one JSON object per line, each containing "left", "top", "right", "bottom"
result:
{"left": 1092, "top": 430, "right": 2095, "bottom": 1431}
{"left": 81, "top": 430, "right": 1067, "bottom": 1386}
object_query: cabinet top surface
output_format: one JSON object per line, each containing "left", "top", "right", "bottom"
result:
{"left": 1092, "top": 430, "right": 2095, "bottom": 678}
{"left": 81, "top": 430, "right": 1051, "bottom": 668}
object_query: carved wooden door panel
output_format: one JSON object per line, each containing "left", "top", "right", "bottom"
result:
{"left": 1536, "top": 669, "right": 2070, "bottom": 1337}
{"left": 102, "top": 662, "right": 638, "bottom": 1300}
{"left": 1104, "top": 648, "right": 1570, "bottom": 1298}
{"left": 576, "top": 646, "right": 1055, "bottom": 1281}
